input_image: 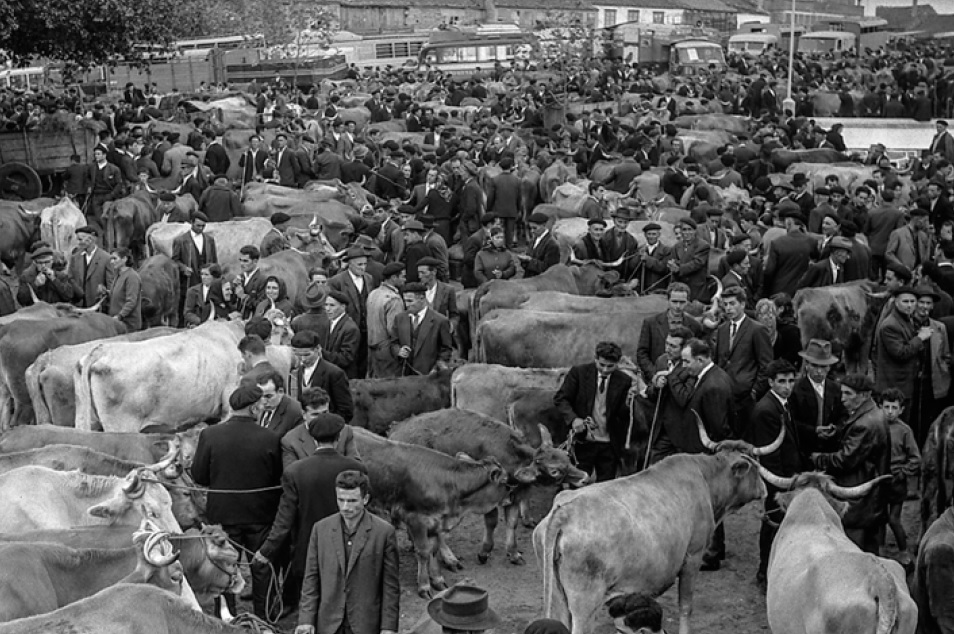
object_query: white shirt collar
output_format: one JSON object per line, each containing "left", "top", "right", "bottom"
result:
{"left": 348, "top": 269, "right": 364, "bottom": 290}
{"left": 771, "top": 390, "right": 788, "bottom": 409}
{"left": 696, "top": 361, "right": 714, "bottom": 383}
{"left": 414, "top": 306, "right": 428, "bottom": 323}
{"left": 533, "top": 229, "right": 550, "bottom": 250}
{"left": 329, "top": 312, "right": 345, "bottom": 331}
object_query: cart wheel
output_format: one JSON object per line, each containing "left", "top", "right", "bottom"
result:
{"left": 0, "top": 162, "right": 43, "bottom": 200}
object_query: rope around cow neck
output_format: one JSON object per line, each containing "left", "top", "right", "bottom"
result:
{"left": 141, "top": 476, "right": 282, "bottom": 494}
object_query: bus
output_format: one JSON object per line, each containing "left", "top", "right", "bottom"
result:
{"left": 175, "top": 34, "right": 266, "bottom": 58}
{"left": 326, "top": 31, "right": 427, "bottom": 69}
{"left": 0, "top": 66, "right": 48, "bottom": 90}
{"left": 417, "top": 25, "right": 532, "bottom": 76}
{"left": 727, "top": 23, "right": 805, "bottom": 56}
{"left": 727, "top": 33, "right": 777, "bottom": 56}
{"left": 812, "top": 18, "right": 888, "bottom": 51}
{"left": 797, "top": 31, "right": 855, "bottom": 54}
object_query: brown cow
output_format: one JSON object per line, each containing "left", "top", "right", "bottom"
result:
{"left": 451, "top": 364, "right": 568, "bottom": 423}
{"left": 350, "top": 369, "right": 454, "bottom": 435}
{"left": 138, "top": 255, "right": 180, "bottom": 328}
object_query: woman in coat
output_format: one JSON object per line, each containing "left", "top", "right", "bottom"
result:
{"left": 108, "top": 247, "right": 142, "bottom": 331}
{"left": 254, "top": 275, "right": 295, "bottom": 321}
{"left": 474, "top": 227, "right": 516, "bottom": 284}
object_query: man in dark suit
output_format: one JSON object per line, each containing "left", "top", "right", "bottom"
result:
{"left": 328, "top": 247, "right": 372, "bottom": 378}
{"left": 235, "top": 245, "right": 267, "bottom": 320}
{"left": 634, "top": 221, "right": 672, "bottom": 294}
{"left": 239, "top": 134, "right": 268, "bottom": 186}
{"left": 487, "top": 157, "right": 522, "bottom": 247}
{"left": 281, "top": 388, "right": 360, "bottom": 467}
{"left": 668, "top": 218, "right": 711, "bottom": 302}
{"left": 713, "top": 286, "right": 773, "bottom": 437}
{"left": 635, "top": 282, "right": 703, "bottom": 380}
{"left": 518, "top": 212, "right": 561, "bottom": 277}
{"left": 191, "top": 385, "right": 283, "bottom": 618}
{"left": 788, "top": 339, "right": 846, "bottom": 462}
{"left": 203, "top": 129, "right": 230, "bottom": 176}
{"left": 604, "top": 149, "right": 642, "bottom": 194}
{"left": 291, "top": 331, "right": 353, "bottom": 421}
{"left": 554, "top": 341, "right": 635, "bottom": 482}
{"left": 274, "top": 133, "right": 301, "bottom": 188}
{"left": 645, "top": 325, "right": 696, "bottom": 462}
{"left": 763, "top": 203, "right": 820, "bottom": 298}
{"left": 389, "top": 283, "right": 453, "bottom": 376}
{"left": 323, "top": 290, "right": 361, "bottom": 379}
{"left": 171, "top": 212, "right": 218, "bottom": 325}
{"left": 254, "top": 369, "right": 304, "bottom": 437}
{"left": 296, "top": 470, "right": 400, "bottom": 634}
{"left": 798, "top": 236, "right": 851, "bottom": 288}
{"left": 601, "top": 209, "right": 640, "bottom": 284}
{"left": 418, "top": 256, "right": 458, "bottom": 336}
{"left": 254, "top": 413, "right": 367, "bottom": 613}
{"left": 260, "top": 212, "right": 291, "bottom": 259}
{"left": 746, "top": 359, "right": 800, "bottom": 588}
{"left": 372, "top": 152, "right": 406, "bottom": 201}
{"left": 183, "top": 263, "right": 233, "bottom": 326}
{"left": 69, "top": 226, "right": 114, "bottom": 308}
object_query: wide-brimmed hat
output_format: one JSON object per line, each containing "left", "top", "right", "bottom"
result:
{"left": 301, "top": 282, "right": 327, "bottom": 309}
{"left": 915, "top": 285, "right": 941, "bottom": 302}
{"left": 611, "top": 207, "right": 636, "bottom": 221}
{"left": 427, "top": 585, "right": 501, "bottom": 631}
{"left": 798, "top": 339, "right": 839, "bottom": 366}
{"left": 791, "top": 173, "right": 809, "bottom": 187}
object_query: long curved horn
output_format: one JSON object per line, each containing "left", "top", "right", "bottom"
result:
{"left": 827, "top": 474, "right": 893, "bottom": 500}
{"left": 144, "top": 531, "right": 179, "bottom": 567}
{"left": 603, "top": 254, "right": 626, "bottom": 268}
{"left": 122, "top": 470, "right": 144, "bottom": 498}
{"left": 693, "top": 410, "right": 719, "bottom": 451}
{"left": 149, "top": 438, "right": 180, "bottom": 472}
{"left": 568, "top": 254, "right": 587, "bottom": 266}
{"left": 75, "top": 298, "right": 104, "bottom": 314}
{"left": 755, "top": 463, "right": 796, "bottom": 490}
{"left": 751, "top": 424, "right": 785, "bottom": 457}
{"left": 708, "top": 276, "right": 724, "bottom": 307}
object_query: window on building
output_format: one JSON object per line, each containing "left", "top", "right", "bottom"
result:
{"left": 653, "top": 11, "right": 664, "bottom": 24}
{"left": 604, "top": 9, "right": 617, "bottom": 26}
{"left": 627, "top": 10, "right": 640, "bottom": 22}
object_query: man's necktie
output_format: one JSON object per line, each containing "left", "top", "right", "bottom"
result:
{"left": 730, "top": 322, "right": 738, "bottom": 348}
{"left": 598, "top": 376, "right": 606, "bottom": 395}
{"left": 261, "top": 410, "right": 274, "bottom": 428}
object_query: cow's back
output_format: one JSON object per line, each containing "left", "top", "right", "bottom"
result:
{"left": 0, "top": 426, "right": 166, "bottom": 463}
{"left": 351, "top": 371, "right": 452, "bottom": 435}
{"left": 451, "top": 364, "right": 567, "bottom": 421}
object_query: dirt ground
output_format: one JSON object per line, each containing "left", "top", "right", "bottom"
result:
{"left": 266, "top": 485, "right": 922, "bottom": 634}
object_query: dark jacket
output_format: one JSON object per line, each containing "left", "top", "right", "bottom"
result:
{"left": 713, "top": 316, "right": 773, "bottom": 426}
{"left": 554, "top": 363, "right": 633, "bottom": 456}
{"left": 191, "top": 415, "right": 283, "bottom": 526}
{"left": 324, "top": 314, "right": 362, "bottom": 379}
{"left": 388, "top": 308, "right": 453, "bottom": 376}
{"left": 671, "top": 237, "right": 711, "bottom": 302}
{"left": 69, "top": 248, "right": 114, "bottom": 308}
{"left": 874, "top": 304, "right": 923, "bottom": 399}
{"left": 747, "top": 392, "right": 803, "bottom": 476}
{"left": 789, "top": 375, "right": 846, "bottom": 460}
{"left": 108, "top": 268, "right": 142, "bottom": 331}
{"left": 524, "top": 232, "right": 561, "bottom": 278}
{"left": 295, "top": 358, "right": 354, "bottom": 422}
{"left": 635, "top": 311, "right": 703, "bottom": 381}
{"left": 669, "top": 362, "right": 734, "bottom": 443}
{"left": 184, "top": 281, "right": 232, "bottom": 325}
{"left": 474, "top": 246, "right": 516, "bottom": 284}
{"left": 259, "top": 395, "right": 304, "bottom": 438}
{"left": 798, "top": 257, "right": 844, "bottom": 288}
{"left": 762, "top": 229, "right": 819, "bottom": 298}
{"left": 198, "top": 184, "right": 241, "bottom": 223}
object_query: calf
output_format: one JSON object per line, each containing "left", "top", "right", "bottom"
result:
{"left": 353, "top": 428, "right": 510, "bottom": 598}
{"left": 350, "top": 369, "right": 453, "bottom": 435}
{"left": 451, "top": 364, "right": 567, "bottom": 422}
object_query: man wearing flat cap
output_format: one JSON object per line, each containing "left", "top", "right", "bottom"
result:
{"left": 17, "top": 245, "right": 82, "bottom": 306}
{"left": 198, "top": 174, "right": 241, "bottom": 223}
{"left": 367, "top": 263, "right": 407, "bottom": 378}
{"left": 329, "top": 247, "right": 373, "bottom": 378}
{"left": 254, "top": 412, "right": 367, "bottom": 613}
{"left": 667, "top": 217, "right": 711, "bottom": 302}
{"left": 192, "top": 384, "right": 283, "bottom": 618}
{"left": 798, "top": 236, "right": 851, "bottom": 287}
{"left": 762, "top": 202, "right": 819, "bottom": 298}
{"left": 69, "top": 226, "right": 114, "bottom": 308}
{"left": 261, "top": 212, "right": 292, "bottom": 259}
{"left": 574, "top": 218, "right": 607, "bottom": 262}
{"left": 518, "top": 212, "right": 561, "bottom": 277}
{"left": 390, "top": 282, "right": 452, "bottom": 376}
{"left": 323, "top": 290, "right": 362, "bottom": 379}
{"left": 811, "top": 373, "right": 890, "bottom": 553}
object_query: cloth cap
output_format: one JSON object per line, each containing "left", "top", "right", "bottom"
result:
{"left": 309, "top": 413, "right": 345, "bottom": 441}
{"left": 229, "top": 385, "right": 263, "bottom": 410}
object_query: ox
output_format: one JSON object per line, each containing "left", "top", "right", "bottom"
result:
{"left": 920, "top": 407, "right": 954, "bottom": 532}
{"left": 75, "top": 320, "right": 250, "bottom": 432}
{"left": 0, "top": 523, "right": 242, "bottom": 613}
{"left": 353, "top": 427, "right": 510, "bottom": 598}
{"left": 0, "top": 312, "right": 126, "bottom": 430}
{"left": 102, "top": 191, "right": 196, "bottom": 255}
{"left": 389, "top": 410, "right": 587, "bottom": 567}
{"left": 0, "top": 584, "right": 273, "bottom": 634}
{"left": 146, "top": 217, "right": 272, "bottom": 272}
{"left": 240, "top": 182, "right": 358, "bottom": 248}
{"left": 39, "top": 198, "right": 86, "bottom": 257}
{"left": 350, "top": 369, "right": 453, "bottom": 435}
{"left": 227, "top": 248, "right": 328, "bottom": 311}
{"left": 533, "top": 418, "right": 782, "bottom": 634}
{"left": 476, "top": 298, "right": 667, "bottom": 367}
{"left": 758, "top": 470, "right": 915, "bottom": 634}
{"left": 913, "top": 506, "right": 954, "bottom": 634}
{"left": 0, "top": 301, "right": 73, "bottom": 327}
{"left": 0, "top": 424, "right": 203, "bottom": 467}
{"left": 0, "top": 200, "right": 44, "bottom": 267}
{"left": 771, "top": 149, "right": 847, "bottom": 171}
{"left": 451, "top": 364, "right": 567, "bottom": 423}
{"left": 138, "top": 256, "right": 180, "bottom": 328}
{"left": 25, "top": 326, "right": 176, "bottom": 426}
{"left": 793, "top": 281, "right": 886, "bottom": 375}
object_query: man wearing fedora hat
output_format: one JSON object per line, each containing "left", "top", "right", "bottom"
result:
{"left": 790, "top": 173, "right": 814, "bottom": 215}
{"left": 70, "top": 226, "right": 114, "bottom": 308}
{"left": 789, "top": 339, "right": 846, "bottom": 462}
{"left": 601, "top": 208, "right": 640, "bottom": 283}
{"left": 811, "top": 373, "right": 890, "bottom": 553}
{"left": 798, "top": 236, "right": 852, "bottom": 287}
{"left": 292, "top": 282, "right": 332, "bottom": 343}
{"left": 763, "top": 203, "right": 819, "bottom": 298}
{"left": 425, "top": 584, "right": 500, "bottom": 634}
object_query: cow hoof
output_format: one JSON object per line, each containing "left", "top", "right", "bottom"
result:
{"left": 477, "top": 551, "right": 490, "bottom": 565}
{"left": 522, "top": 517, "right": 537, "bottom": 529}
{"left": 418, "top": 588, "right": 433, "bottom": 599}
{"left": 441, "top": 558, "right": 463, "bottom": 571}
{"left": 431, "top": 578, "right": 448, "bottom": 591}
{"left": 508, "top": 552, "right": 525, "bottom": 566}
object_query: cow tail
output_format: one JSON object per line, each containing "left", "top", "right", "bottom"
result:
{"left": 474, "top": 321, "right": 486, "bottom": 364}
{"left": 869, "top": 558, "right": 900, "bottom": 634}
{"left": 24, "top": 355, "right": 50, "bottom": 426}
{"left": 538, "top": 513, "right": 571, "bottom": 630}
{"left": 74, "top": 345, "right": 105, "bottom": 432}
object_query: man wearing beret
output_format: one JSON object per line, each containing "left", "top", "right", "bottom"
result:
{"left": 574, "top": 218, "right": 607, "bottom": 262}
{"left": 518, "top": 212, "right": 560, "bottom": 277}
{"left": 292, "top": 331, "right": 354, "bottom": 421}
{"left": 261, "top": 212, "right": 292, "bottom": 259}
{"left": 69, "top": 226, "right": 114, "bottom": 308}
{"left": 323, "top": 290, "right": 362, "bottom": 379}
{"left": 199, "top": 174, "right": 241, "bottom": 223}
{"left": 18, "top": 246, "right": 82, "bottom": 306}
{"left": 390, "top": 282, "right": 452, "bottom": 376}
{"left": 667, "top": 217, "right": 711, "bottom": 302}
{"left": 254, "top": 412, "right": 367, "bottom": 613}
{"left": 762, "top": 203, "right": 819, "bottom": 298}
{"left": 367, "top": 263, "right": 407, "bottom": 378}
{"left": 192, "top": 384, "right": 283, "bottom": 618}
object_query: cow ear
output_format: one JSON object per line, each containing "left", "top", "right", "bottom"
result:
{"left": 538, "top": 424, "right": 554, "bottom": 448}
{"left": 514, "top": 465, "right": 538, "bottom": 484}
{"left": 731, "top": 459, "right": 752, "bottom": 477}
{"left": 88, "top": 496, "right": 125, "bottom": 520}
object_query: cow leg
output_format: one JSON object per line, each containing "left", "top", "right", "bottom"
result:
{"left": 437, "top": 531, "right": 464, "bottom": 570}
{"left": 502, "top": 500, "right": 525, "bottom": 565}
{"left": 676, "top": 559, "right": 697, "bottom": 634}
{"left": 478, "top": 507, "right": 499, "bottom": 564}
{"left": 407, "top": 516, "right": 446, "bottom": 598}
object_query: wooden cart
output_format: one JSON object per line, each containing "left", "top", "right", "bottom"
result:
{"left": 0, "top": 126, "right": 98, "bottom": 200}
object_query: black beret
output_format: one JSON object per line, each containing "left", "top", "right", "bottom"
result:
{"left": 291, "top": 331, "right": 321, "bottom": 349}
{"left": 840, "top": 374, "right": 875, "bottom": 393}
{"left": 158, "top": 192, "right": 176, "bottom": 202}
{"left": 75, "top": 226, "right": 98, "bottom": 236}
{"left": 327, "top": 290, "right": 350, "bottom": 306}
{"left": 642, "top": 223, "right": 661, "bottom": 232}
{"left": 229, "top": 385, "right": 263, "bottom": 410}
{"left": 587, "top": 218, "right": 607, "bottom": 227}
{"left": 528, "top": 212, "right": 549, "bottom": 224}
{"left": 192, "top": 212, "right": 209, "bottom": 223}
{"left": 309, "top": 413, "right": 345, "bottom": 442}
{"left": 726, "top": 249, "right": 747, "bottom": 266}
{"left": 418, "top": 256, "right": 442, "bottom": 268}
{"left": 383, "top": 262, "right": 405, "bottom": 277}
{"left": 271, "top": 212, "right": 291, "bottom": 225}
{"left": 404, "top": 282, "right": 427, "bottom": 293}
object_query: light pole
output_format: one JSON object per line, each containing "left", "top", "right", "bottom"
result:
{"left": 782, "top": 0, "right": 796, "bottom": 113}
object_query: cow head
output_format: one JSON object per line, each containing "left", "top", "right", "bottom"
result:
{"left": 756, "top": 468, "right": 892, "bottom": 517}
{"left": 572, "top": 263, "right": 621, "bottom": 296}
{"left": 694, "top": 410, "right": 784, "bottom": 457}
{"left": 336, "top": 180, "right": 376, "bottom": 215}
{"left": 87, "top": 468, "right": 181, "bottom": 533}
{"left": 179, "top": 523, "right": 244, "bottom": 600}
{"left": 456, "top": 452, "right": 509, "bottom": 486}
{"left": 533, "top": 425, "right": 589, "bottom": 487}
{"left": 131, "top": 519, "right": 184, "bottom": 595}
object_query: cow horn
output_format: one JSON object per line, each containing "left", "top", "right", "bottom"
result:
{"left": 693, "top": 409, "right": 719, "bottom": 451}
{"left": 755, "top": 463, "right": 796, "bottom": 490}
{"left": 603, "top": 254, "right": 626, "bottom": 268}
{"left": 149, "top": 438, "right": 180, "bottom": 472}
{"left": 568, "top": 254, "right": 587, "bottom": 266}
{"left": 310, "top": 214, "right": 320, "bottom": 228}
{"left": 750, "top": 424, "right": 785, "bottom": 457}
{"left": 826, "top": 474, "right": 893, "bottom": 500}
{"left": 122, "top": 471, "right": 145, "bottom": 498}
{"left": 708, "top": 276, "right": 724, "bottom": 307}
{"left": 144, "top": 531, "right": 179, "bottom": 567}
{"left": 75, "top": 299, "right": 104, "bottom": 314}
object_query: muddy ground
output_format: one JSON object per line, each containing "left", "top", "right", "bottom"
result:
{"left": 264, "top": 484, "right": 922, "bottom": 634}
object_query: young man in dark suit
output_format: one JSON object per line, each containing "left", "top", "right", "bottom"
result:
{"left": 291, "top": 331, "right": 353, "bottom": 422}
{"left": 328, "top": 247, "right": 372, "bottom": 378}
{"left": 274, "top": 133, "right": 301, "bottom": 188}
{"left": 518, "top": 212, "right": 560, "bottom": 277}
{"left": 417, "top": 257, "right": 458, "bottom": 335}
{"left": 171, "top": 212, "right": 218, "bottom": 326}
{"left": 191, "top": 384, "right": 283, "bottom": 618}
{"left": 635, "top": 282, "right": 703, "bottom": 381}
{"left": 255, "top": 369, "right": 305, "bottom": 437}
{"left": 762, "top": 203, "right": 819, "bottom": 298}
{"left": 553, "top": 341, "right": 636, "bottom": 483}
{"left": 389, "top": 282, "right": 453, "bottom": 376}
{"left": 69, "top": 226, "right": 114, "bottom": 308}
{"left": 254, "top": 413, "right": 367, "bottom": 613}
{"left": 234, "top": 245, "right": 268, "bottom": 320}
{"left": 323, "top": 290, "right": 361, "bottom": 379}
{"left": 239, "top": 134, "right": 268, "bottom": 185}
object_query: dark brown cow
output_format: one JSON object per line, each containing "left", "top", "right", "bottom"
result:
{"left": 793, "top": 281, "right": 886, "bottom": 375}
{"left": 353, "top": 427, "right": 510, "bottom": 598}
{"left": 0, "top": 313, "right": 126, "bottom": 429}
{"left": 139, "top": 255, "right": 180, "bottom": 328}
{"left": 0, "top": 201, "right": 43, "bottom": 267}
{"left": 921, "top": 406, "right": 954, "bottom": 532}
{"left": 770, "top": 148, "right": 848, "bottom": 171}
{"left": 350, "top": 369, "right": 453, "bottom": 435}
{"left": 389, "top": 409, "right": 587, "bottom": 566}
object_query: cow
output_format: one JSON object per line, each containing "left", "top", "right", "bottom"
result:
{"left": 0, "top": 200, "right": 44, "bottom": 267}
{"left": 146, "top": 217, "right": 273, "bottom": 273}
{"left": 0, "top": 424, "right": 203, "bottom": 467}
{"left": 353, "top": 427, "right": 511, "bottom": 598}
{"left": 0, "top": 301, "right": 72, "bottom": 327}
{"left": 74, "top": 320, "right": 247, "bottom": 432}
{"left": 389, "top": 409, "right": 588, "bottom": 567}
{"left": 756, "top": 470, "right": 915, "bottom": 634}
{"left": 0, "top": 584, "right": 273, "bottom": 634}
{"left": 138, "top": 256, "right": 180, "bottom": 328}
{"left": 242, "top": 248, "right": 334, "bottom": 311}
{"left": 350, "top": 369, "right": 453, "bottom": 435}
{"left": 0, "top": 312, "right": 126, "bottom": 430}
{"left": 475, "top": 300, "right": 666, "bottom": 367}
{"left": 451, "top": 364, "right": 567, "bottom": 423}
{"left": 771, "top": 149, "right": 848, "bottom": 171}
{"left": 793, "top": 281, "right": 886, "bottom": 375}
{"left": 240, "top": 183, "right": 357, "bottom": 249}
{"left": 26, "top": 327, "right": 176, "bottom": 426}
{"left": 516, "top": 291, "right": 661, "bottom": 314}
{"left": 532, "top": 416, "right": 782, "bottom": 634}
{"left": 39, "top": 198, "right": 86, "bottom": 258}
{"left": 921, "top": 406, "right": 954, "bottom": 532}
{"left": 508, "top": 387, "right": 570, "bottom": 446}
{"left": 0, "top": 463, "right": 182, "bottom": 534}
{"left": 0, "top": 522, "right": 242, "bottom": 613}
{"left": 785, "top": 162, "right": 878, "bottom": 191}
{"left": 102, "top": 190, "right": 196, "bottom": 255}
{"left": 672, "top": 114, "right": 749, "bottom": 135}
{"left": 913, "top": 506, "right": 954, "bottom": 634}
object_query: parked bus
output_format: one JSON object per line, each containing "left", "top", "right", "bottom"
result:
{"left": 417, "top": 25, "right": 532, "bottom": 76}
{"left": 0, "top": 66, "right": 48, "bottom": 90}
{"left": 797, "top": 31, "right": 855, "bottom": 54}
{"left": 175, "top": 34, "right": 266, "bottom": 57}
{"left": 728, "top": 22, "right": 805, "bottom": 56}
{"left": 811, "top": 18, "right": 888, "bottom": 51}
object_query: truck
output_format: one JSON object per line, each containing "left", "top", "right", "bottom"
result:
{"left": 603, "top": 23, "right": 726, "bottom": 74}
{"left": 727, "top": 22, "right": 805, "bottom": 56}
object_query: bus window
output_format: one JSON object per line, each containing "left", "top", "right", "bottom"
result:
{"left": 477, "top": 46, "right": 494, "bottom": 61}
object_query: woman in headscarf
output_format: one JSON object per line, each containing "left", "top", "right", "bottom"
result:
{"left": 254, "top": 275, "right": 295, "bottom": 320}
{"left": 755, "top": 296, "right": 801, "bottom": 367}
